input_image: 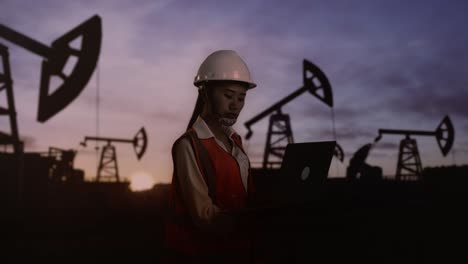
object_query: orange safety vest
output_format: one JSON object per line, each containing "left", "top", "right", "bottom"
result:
{"left": 165, "top": 129, "right": 255, "bottom": 257}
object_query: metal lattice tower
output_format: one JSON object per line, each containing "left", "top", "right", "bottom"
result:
{"left": 263, "top": 111, "right": 294, "bottom": 168}
{"left": 245, "top": 60, "right": 339, "bottom": 169}
{"left": 97, "top": 144, "right": 120, "bottom": 182}
{"left": 0, "top": 43, "right": 22, "bottom": 154}
{"left": 375, "top": 116, "right": 454, "bottom": 181}
{"left": 80, "top": 127, "right": 147, "bottom": 182}
{"left": 396, "top": 137, "right": 423, "bottom": 181}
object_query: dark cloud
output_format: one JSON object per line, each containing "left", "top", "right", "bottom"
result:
{"left": 314, "top": 126, "right": 375, "bottom": 141}
{"left": 345, "top": 21, "right": 467, "bottom": 120}
{"left": 369, "top": 152, "right": 393, "bottom": 159}
{"left": 374, "top": 142, "right": 399, "bottom": 150}
{"left": 298, "top": 104, "right": 368, "bottom": 126}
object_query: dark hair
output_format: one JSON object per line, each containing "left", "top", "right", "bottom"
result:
{"left": 186, "top": 90, "right": 205, "bottom": 130}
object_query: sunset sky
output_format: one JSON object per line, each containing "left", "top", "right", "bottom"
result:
{"left": 1, "top": 0, "right": 467, "bottom": 184}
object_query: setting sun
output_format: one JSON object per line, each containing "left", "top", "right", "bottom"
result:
{"left": 129, "top": 171, "right": 155, "bottom": 192}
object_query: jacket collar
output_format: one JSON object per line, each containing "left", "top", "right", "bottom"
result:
{"left": 193, "top": 116, "right": 235, "bottom": 139}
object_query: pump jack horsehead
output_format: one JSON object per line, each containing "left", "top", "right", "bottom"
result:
{"left": 244, "top": 59, "right": 344, "bottom": 169}
{"left": 0, "top": 15, "right": 102, "bottom": 123}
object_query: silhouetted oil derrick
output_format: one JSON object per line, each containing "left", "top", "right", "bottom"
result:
{"left": 80, "top": 127, "right": 147, "bottom": 182}
{"left": 374, "top": 116, "right": 454, "bottom": 181}
{"left": 244, "top": 59, "right": 343, "bottom": 169}
{"left": 0, "top": 43, "right": 22, "bottom": 154}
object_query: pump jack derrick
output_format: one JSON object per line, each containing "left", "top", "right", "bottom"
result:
{"left": 374, "top": 116, "right": 454, "bottom": 181}
{"left": 245, "top": 60, "right": 344, "bottom": 169}
{"left": 0, "top": 15, "right": 102, "bottom": 203}
{"left": 0, "top": 43, "right": 22, "bottom": 154}
{"left": 80, "top": 127, "right": 148, "bottom": 182}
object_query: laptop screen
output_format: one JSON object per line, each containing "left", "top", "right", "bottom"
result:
{"left": 278, "top": 141, "right": 336, "bottom": 186}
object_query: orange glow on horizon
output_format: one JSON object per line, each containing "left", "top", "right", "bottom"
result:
{"left": 129, "top": 171, "right": 155, "bottom": 192}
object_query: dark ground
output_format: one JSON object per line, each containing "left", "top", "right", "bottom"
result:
{"left": 1, "top": 164, "right": 468, "bottom": 263}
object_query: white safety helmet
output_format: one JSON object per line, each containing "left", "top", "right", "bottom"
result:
{"left": 194, "top": 50, "right": 256, "bottom": 89}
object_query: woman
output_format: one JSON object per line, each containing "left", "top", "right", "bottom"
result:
{"left": 164, "top": 50, "right": 257, "bottom": 263}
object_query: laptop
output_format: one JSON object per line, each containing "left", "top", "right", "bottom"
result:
{"left": 279, "top": 141, "right": 335, "bottom": 185}
{"left": 253, "top": 141, "right": 336, "bottom": 209}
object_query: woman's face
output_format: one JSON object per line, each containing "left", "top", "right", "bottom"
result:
{"left": 206, "top": 82, "right": 247, "bottom": 127}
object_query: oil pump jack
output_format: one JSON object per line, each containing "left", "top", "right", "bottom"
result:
{"left": 374, "top": 115, "right": 454, "bottom": 181}
{"left": 0, "top": 15, "right": 102, "bottom": 122}
{"left": 0, "top": 15, "right": 102, "bottom": 153}
{"left": 0, "top": 15, "right": 101, "bottom": 204}
{"left": 244, "top": 59, "right": 344, "bottom": 169}
{"left": 80, "top": 127, "right": 148, "bottom": 182}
